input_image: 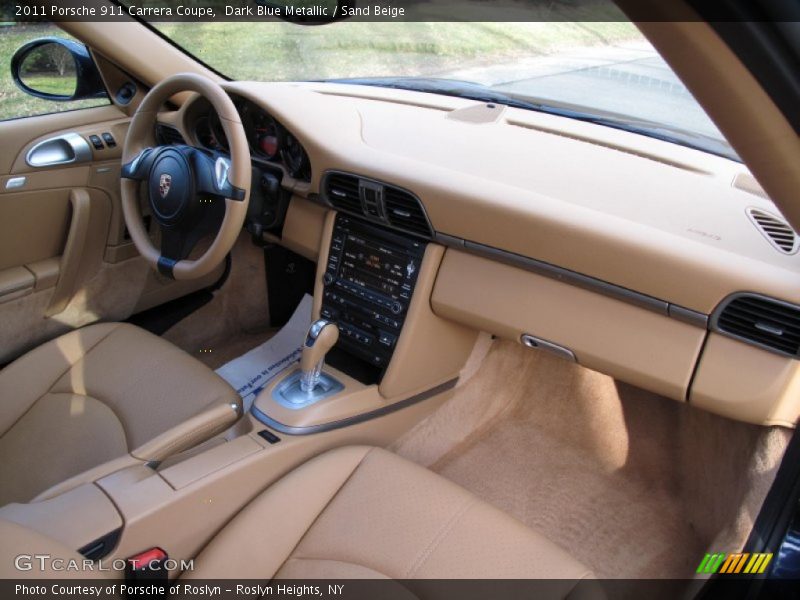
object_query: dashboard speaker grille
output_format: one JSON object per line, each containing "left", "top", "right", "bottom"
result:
{"left": 715, "top": 294, "right": 800, "bottom": 357}
{"left": 747, "top": 207, "right": 798, "bottom": 255}
{"left": 323, "top": 171, "right": 433, "bottom": 239}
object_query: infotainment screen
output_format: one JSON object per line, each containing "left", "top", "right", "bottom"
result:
{"left": 321, "top": 214, "right": 426, "bottom": 375}
{"left": 339, "top": 234, "right": 410, "bottom": 298}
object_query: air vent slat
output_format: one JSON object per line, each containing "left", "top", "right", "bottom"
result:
{"left": 324, "top": 172, "right": 433, "bottom": 239}
{"left": 720, "top": 308, "right": 800, "bottom": 339}
{"left": 717, "top": 324, "right": 797, "bottom": 353}
{"left": 384, "top": 188, "right": 432, "bottom": 238}
{"left": 723, "top": 305, "right": 800, "bottom": 331}
{"left": 734, "top": 298, "right": 800, "bottom": 323}
{"left": 718, "top": 315, "right": 800, "bottom": 346}
{"left": 325, "top": 173, "right": 362, "bottom": 215}
{"left": 715, "top": 294, "right": 800, "bottom": 357}
{"left": 747, "top": 207, "right": 798, "bottom": 254}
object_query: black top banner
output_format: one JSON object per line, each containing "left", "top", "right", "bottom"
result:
{"left": 2, "top": 0, "right": 800, "bottom": 23}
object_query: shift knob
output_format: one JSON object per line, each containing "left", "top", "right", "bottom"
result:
{"left": 300, "top": 320, "right": 339, "bottom": 393}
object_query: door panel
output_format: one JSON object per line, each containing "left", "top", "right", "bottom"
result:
{"left": 0, "top": 189, "right": 71, "bottom": 272}
{"left": 0, "top": 109, "right": 222, "bottom": 364}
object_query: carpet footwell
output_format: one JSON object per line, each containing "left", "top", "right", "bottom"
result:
{"left": 163, "top": 234, "right": 272, "bottom": 367}
{"left": 394, "top": 340, "right": 791, "bottom": 579}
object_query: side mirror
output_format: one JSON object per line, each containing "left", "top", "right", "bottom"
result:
{"left": 11, "top": 37, "right": 106, "bottom": 102}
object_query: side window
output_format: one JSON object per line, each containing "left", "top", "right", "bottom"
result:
{"left": 0, "top": 22, "right": 110, "bottom": 121}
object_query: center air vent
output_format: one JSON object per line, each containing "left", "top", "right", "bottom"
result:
{"left": 714, "top": 294, "right": 800, "bottom": 357}
{"left": 326, "top": 173, "right": 361, "bottom": 214}
{"left": 747, "top": 207, "right": 798, "bottom": 255}
{"left": 323, "top": 171, "right": 433, "bottom": 239}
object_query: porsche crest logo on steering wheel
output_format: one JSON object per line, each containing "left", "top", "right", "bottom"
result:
{"left": 159, "top": 173, "right": 172, "bottom": 198}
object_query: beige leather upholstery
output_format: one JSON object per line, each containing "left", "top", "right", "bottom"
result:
{"left": 0, "top": 518, "right": 114, "bottom": 579}
{"left": 0, "top": 446, "right": 595, "bottom": 590}
{"left": 185, "top": 446, "right": 594, "bottom": 586}
{"left": 0, "top": 323, "right": 240, "bottom": 506}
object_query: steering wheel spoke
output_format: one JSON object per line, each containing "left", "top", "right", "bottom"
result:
{"left": 158, "top": 225, "right": 203, "bottom": 279}
{"left": 120, "top": 147, "right": 158, "bottom": 181}
{"left": 189, "top": 149, "right": 247, "bottom": 201}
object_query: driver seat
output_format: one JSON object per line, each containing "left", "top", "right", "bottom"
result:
{"left": 0, "top": 322, "right": 241, "bottom": 506}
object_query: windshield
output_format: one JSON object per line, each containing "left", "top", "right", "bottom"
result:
{"left": 150, "top": 19, "right": 734, "bottom": 159}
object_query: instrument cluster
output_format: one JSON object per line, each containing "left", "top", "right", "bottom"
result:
{"left": 193, "top": 96, "right": 311, "bottom": 182}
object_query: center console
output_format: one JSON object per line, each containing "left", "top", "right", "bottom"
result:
{"left": 252, "top": 203, "right": 477, "bottom": 432}
{"left": 320, "top": 214, "right": 426, "bottom": 378}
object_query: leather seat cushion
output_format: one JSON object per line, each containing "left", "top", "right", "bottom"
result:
{"left": 186, "top": 446, "right": 594, "bottom": 587}
{"left": 0, "top": 322, "right": 240, "bottom": 505}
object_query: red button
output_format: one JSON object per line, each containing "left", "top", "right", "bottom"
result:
{"left": 127, "top": 547, "right": 167, "bottom": 570}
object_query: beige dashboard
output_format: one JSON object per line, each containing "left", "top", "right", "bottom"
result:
{"left": 160, "top": 81, "right": 800, "bottom": 427}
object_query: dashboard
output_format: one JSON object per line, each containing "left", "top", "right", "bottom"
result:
{"left": 190, "top": 94, "right": 311, "bottom": 182}
{"left": 159, "top": 80, "right": 800, "bottom": 428}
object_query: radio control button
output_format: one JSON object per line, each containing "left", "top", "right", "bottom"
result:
{"left": 390, "top": 301, "right": 403, "bottom": 315}
{"left": 323, "top": 273, "right": 335, "bottom": 286}
{"left": 379, "top": 332, "right": 397, "bottom": 348}
{"left": 321, "top": 307, "right": 338, "bottom": 320}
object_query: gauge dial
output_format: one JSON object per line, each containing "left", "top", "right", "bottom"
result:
{"left": 282, "top": 132, "right": 310, "bottom": 180}
{"left": 194, "top": 116, "right": 223, "bottom": 151}
{"left": 208, "top": 111, "right": 229, "bottom": 152}
{"left": 251, "top": 112, "right": 280, "bottom": 160}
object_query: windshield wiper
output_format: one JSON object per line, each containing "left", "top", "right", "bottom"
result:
{"left": 325, "top": 77, "right": 739, "bottom": 162}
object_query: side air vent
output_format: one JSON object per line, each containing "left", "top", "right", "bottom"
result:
{"left": 714, "top": 294, "right": 800, "bottom": 357}
{"left": 323, "top": 171, "right": 433, "bottom": 239}
{"left": 747, "top": 207, "right": 798, "bottom": 255}
{"left": 384, "top": 186, "right": 432, "bottom": 238}
{"left": 156, "top": 124, "right": 186, "bottom": 146}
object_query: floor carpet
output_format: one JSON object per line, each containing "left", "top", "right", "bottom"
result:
{"left": 394, "top": 340, "right": 790, "bottom": 579}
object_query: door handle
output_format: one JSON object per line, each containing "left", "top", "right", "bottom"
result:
{"left": 45, "top": 188, "right": 91, "bottom": 317}
{"left": 26, "top": 133, "right": 92, "bottom": 168}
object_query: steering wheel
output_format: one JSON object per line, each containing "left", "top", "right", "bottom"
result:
{"left": 120, "top": 73, "right": 251, "bottom": 280}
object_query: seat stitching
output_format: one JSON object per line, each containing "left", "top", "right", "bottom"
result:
{"left": 0, "top": 325, "right": 122, "bottom": 439}
{"left": 53, "top": 388, "right": 133, "bottom": 450}
{"left": 272, "top": 448, "right": 376, "bottom": 565}
{"left": 279, "top": 556, "right": 396, "bottom": 579}
{"left": 45, "top": 323, "right": 123, "bottom": 395}
{"left": 404, "top": 496, "right": 477, "bottom": 578}
{"left": 186, "top": 447, "right": 375, "bottom": 574}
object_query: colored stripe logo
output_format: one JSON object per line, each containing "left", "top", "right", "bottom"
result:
{"left": 696, "top": 553, "right": 773, "bottom": 575}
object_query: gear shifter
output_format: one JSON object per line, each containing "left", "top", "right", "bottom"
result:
{"left": 299, "top": 319, "right": 339, "bottom": 393}
{"left": 271, "top": 319, "right": 344, "bottom": 409}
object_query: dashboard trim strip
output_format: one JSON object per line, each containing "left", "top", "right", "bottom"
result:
{"left": 434, "top": 233, "right": 710, "bottom": 329}
{"left": 251, "top": 378, "right": 457, "bottom": 435}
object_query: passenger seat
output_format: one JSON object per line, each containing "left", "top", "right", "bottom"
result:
{"left": 187, "top": 446, "right": 595, "bottom": 585}
{"left": 0, "top": 446, "right": 596, "bottom": 595}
